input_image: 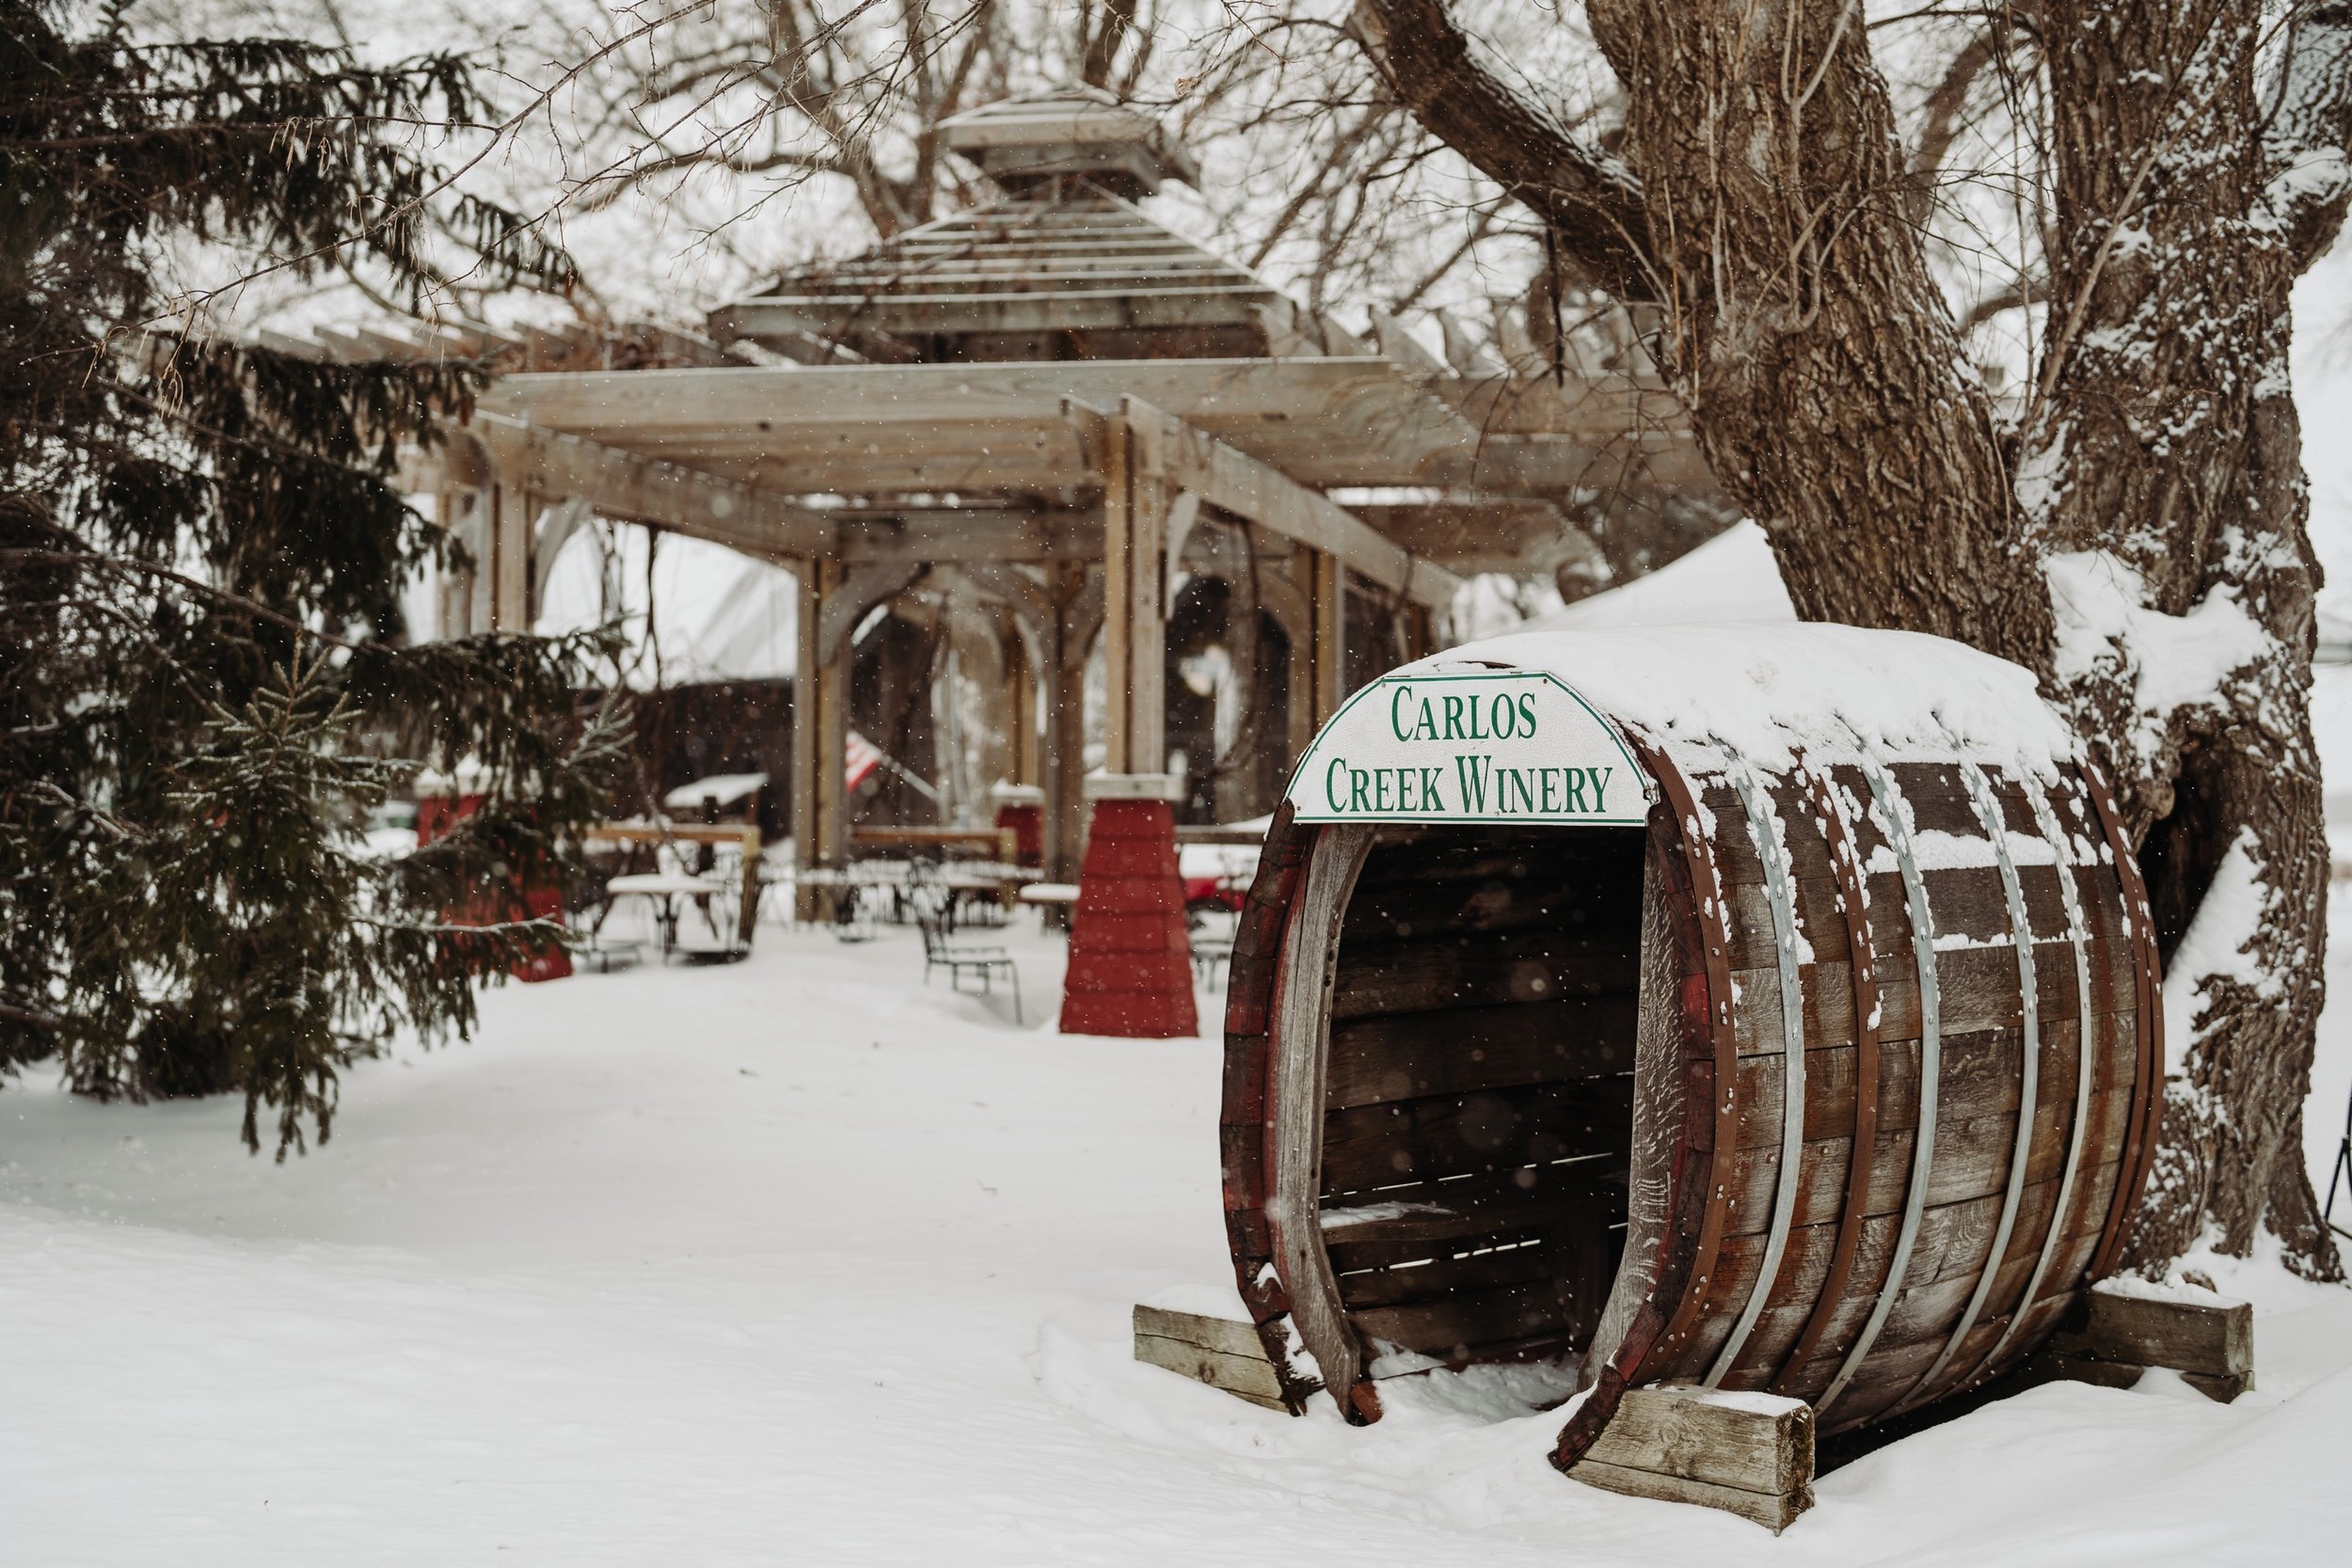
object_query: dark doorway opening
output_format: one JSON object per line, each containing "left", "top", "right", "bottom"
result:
{"left": 1316, "top": 824, "right": 1648, "bottom": 1375}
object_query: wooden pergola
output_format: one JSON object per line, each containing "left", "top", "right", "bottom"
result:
{"left": 414, "top": 89, "right": 1718, "bottom": 891}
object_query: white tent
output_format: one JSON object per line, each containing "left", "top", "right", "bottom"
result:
{"left": 534, "top": 520, "right": 800, "bottom": 689}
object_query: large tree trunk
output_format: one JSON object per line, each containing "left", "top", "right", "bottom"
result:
{"left": 1581, "top": 0, "right": 2052, "bottom": 661}
{"left": 2022, "top": 2, "right": 2336, "bottom": 1270}
{"left": 1358, "top": 0, "right": 2352, "bottom": 1276}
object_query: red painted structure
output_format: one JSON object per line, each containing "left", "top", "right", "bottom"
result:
{"left": 992, "top": 784, "right": 1047, "bottom": 869}
{"left": 414, "top": 789, "right": 571, "bottom": 984}
{"left": 1058, "top": 782, "right": 1195, "bottom": 1037}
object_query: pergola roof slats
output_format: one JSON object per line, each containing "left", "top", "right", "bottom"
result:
{"left": 446, "top": 413, "right": 1104, "bottom": 566}
{"left": 447, "top": 405, "right": 1467, "bottom": 606}
{"left": 474, "top": 356, "right": 1691, "bottom": 497}
{"left": 939, "top": 88, "right": 1201, "bottom": 192}
{"left": 884, "top": 236, "right": 1210, "bottom": 254}
{"left": 715, "top": 292, "right": 1277, "bottom": 342}
{"left": 466, "top": 413, "right": 824, "bottom": 562}
{"left": 765, "top": 261, "right": 1255, "bottom": 287}
{"left": 732, "top": 285, "right": 1274, "bottom": 310}
{"left": 712, "top": 189, "right": 1284, "bottom": 358}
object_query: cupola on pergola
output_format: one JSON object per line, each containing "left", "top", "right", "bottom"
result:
{"left": 417, "top": 87, "right": 1722, "bottom": 885}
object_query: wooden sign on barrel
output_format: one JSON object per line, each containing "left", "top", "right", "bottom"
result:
{"left": 1286, "top": 669, "right": 1654, "bottom": 827}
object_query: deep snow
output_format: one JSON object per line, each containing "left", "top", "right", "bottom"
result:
{"left": 13, "top": 204, "right": 2352, "bottom": 1568}
{"left": 5, "top": 905, "right": 2350, "bottom": 1565}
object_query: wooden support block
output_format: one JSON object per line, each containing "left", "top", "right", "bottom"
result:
{"left": 1572, "top": 1461, "right": 1811, "bottom": 1533}
{"left": 1567, "top": 1385, "right": 1815, "bottom": 1533}
{"left": 2044, "top": 1278, "right": 2254, "bottom": 1402}
{"left": 1132, "top": 1305, "right": 1303, "bottom": 1413}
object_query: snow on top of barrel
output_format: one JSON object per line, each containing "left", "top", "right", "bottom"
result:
{"left": 1413, "top": 622, "right": 2080, "bottom": 778}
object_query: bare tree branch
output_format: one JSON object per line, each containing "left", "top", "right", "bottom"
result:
{"left": 1907, "top": 24, "right": 2006, "bottom": 225}
{"left": 1350, "top": 0, "right": 1653, "bottom": 300}
{"left": 1959, "top": 272, "right": 2045, "bottom": 329}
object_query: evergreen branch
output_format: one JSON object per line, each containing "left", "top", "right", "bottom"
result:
{"left": 348, "top": 914, "right": 571, "bottom": 939}
{"left": 0, "top": 549, "right": 362, "bottom": 651}
{"left": 23, "top": 780, "right": 144, "bottom": 842}
{"left": 0, "top": 1001, "right": 62, "bottom": 1032}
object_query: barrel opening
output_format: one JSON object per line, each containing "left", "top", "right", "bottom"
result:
{"left": 1319, "top": 822, "right": 1647, "bottom": 1378}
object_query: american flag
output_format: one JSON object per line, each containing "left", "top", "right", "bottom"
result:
{"left": 843, "top": 730, "right": 883, "bottom": 791}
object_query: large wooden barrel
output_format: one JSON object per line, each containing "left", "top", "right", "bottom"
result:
{"left": 1217, "top": 626, "right": 2162, "bottom": 1451}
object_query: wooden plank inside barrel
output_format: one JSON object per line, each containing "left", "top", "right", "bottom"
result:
{"left": 1325, "top": 996, "right": 1637, "bottom": 1109}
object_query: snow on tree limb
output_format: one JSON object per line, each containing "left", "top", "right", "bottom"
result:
{"left": 2045, "top": 549, "right": 2274, "bottom": 768}
{"left": 2263, "top": 3, "right": 2352, "bottom": 273}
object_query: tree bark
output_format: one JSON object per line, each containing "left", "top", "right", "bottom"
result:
{"left": 2021, "top": 2, "right": 2347, "bottom": 1272}
{"left": 1360, "top": 0, "right": 2047, "bottom": 655}
{"left": 1358, "top": 0, "right": 2352, "bottom": 1277}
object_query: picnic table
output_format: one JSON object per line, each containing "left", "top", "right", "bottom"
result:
{"left": 660, "top": 772, "right": 766, "bottom": 817}
{"left": 587, "top": 820, "right": 764, "bottom": 947}
{"left": 791, "top": 864, "right": 870, "bottom": 932}
{"left": 604, "top": 870, "right": 729, "bottom": 958}
{"left": 939, "top": 869, "right": 1012, "bottom": 929}
{"left": 1015, "top": 880, "right": 1080, "bottom": 930}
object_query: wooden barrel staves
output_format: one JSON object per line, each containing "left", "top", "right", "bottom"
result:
{"left": 1217, "top": 626, "right": 2163, "bottom": 1453}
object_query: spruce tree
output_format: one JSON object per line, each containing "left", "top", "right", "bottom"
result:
{"left": 0, "top": 1, "right": 621, "bottom": 1156}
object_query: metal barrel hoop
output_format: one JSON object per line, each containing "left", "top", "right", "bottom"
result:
{"left": 2080, "top": 764, "right": 2166, "bottom": 1280}
{"left": 1771, "top": 764, "right": 1883, "bottom": 1396}
{"left": 1962, "top": 769, "right": 2100, "bottom": 1388}
{"left": 1703, "top": 764, "right": 1810, "bottom": 1386}
{"left": 1894, "top": 761, "right": 2042, "bottom": 1416}
{"left": 1818, "top": 757, "right": 1942, "bottom": 1420}
{"left": 1630, "top": 738, "right": 1744, "bottom": 1372}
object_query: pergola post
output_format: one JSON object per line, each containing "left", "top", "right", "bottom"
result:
{"left": 792, "top": 557, "right": 851, "bottom": 920}
{"left": 1290, "top": 544, "right": 1346, "bottom": 747}
{"left": 1004, "top": 607, "right": 1039, "bottom": 791}
{"left": 433, "top": 487, "right": 470, "bottom": 638}
{"left": 1103, "top": 414, "right": 1170, "bottom": 778}
{"left": 1047, "top": 562, "right": 1095, "bottom": 882}
{"left": 1313, "top": 547, "right": 1347, "bottom": 726}
{"left": 465, "top": 490, "right": 493, "bottom": 635}
{"left": 486, "top": 484, "right": 532, "bottom": 633}
{"left": 1403, "top": 601, "right": 1435, "bottom": 666}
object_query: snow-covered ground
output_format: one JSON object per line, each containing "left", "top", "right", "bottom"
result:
{"left": 4, "top": 903, "right": 2349, "bottom": 1565}
{"left": 12, "top": 203, "right": 2352, "bottom": 1568}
